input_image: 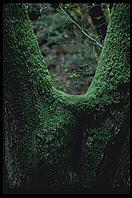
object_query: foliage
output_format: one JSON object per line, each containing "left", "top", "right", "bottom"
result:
{"left": 28, "top": 3, "right": 110, "bottom": 95}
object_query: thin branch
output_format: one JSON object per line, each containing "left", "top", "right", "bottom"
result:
{"left": 59, "top": 5, "right": 103, "bottom": 49}
{"left": 91, "top": 20, "right": 109, "bottom": 30}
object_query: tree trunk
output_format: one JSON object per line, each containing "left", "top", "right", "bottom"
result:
{"left": 3, "top": 3, "right": 130, "bottom": 193}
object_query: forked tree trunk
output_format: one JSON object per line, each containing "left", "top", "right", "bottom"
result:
{"left": 3, "top": 3, "right": 130, "bottom": 193}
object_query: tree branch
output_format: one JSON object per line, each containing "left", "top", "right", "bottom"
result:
{"left": 59, "top": 4, "right": 103, "bottom": 49}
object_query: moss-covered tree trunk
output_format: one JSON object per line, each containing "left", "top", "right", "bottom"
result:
{"left": 4, "top": 3, "right": 130, "bottom": 193}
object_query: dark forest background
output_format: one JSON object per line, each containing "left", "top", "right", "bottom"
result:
{"left": 28, "top": 3, "right": 110, "bottom": 95}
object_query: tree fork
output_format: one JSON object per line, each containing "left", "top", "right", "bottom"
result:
{"left": 4, "top": 3, "right": 130, "bottom": 192}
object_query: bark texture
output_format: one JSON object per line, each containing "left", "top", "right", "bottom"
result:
{"left": 4, "top": 3, "right": 130, "bottom": 193}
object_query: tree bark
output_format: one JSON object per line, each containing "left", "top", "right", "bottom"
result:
{"left": 3, "top": 3, "right": 130, "bottom": 193}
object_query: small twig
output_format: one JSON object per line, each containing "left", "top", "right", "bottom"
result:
{"left": 91, "top": 20, "right": 109, "bottom": 30}
{"left": 59, "top": 5, "right": 103, "bottom": 49}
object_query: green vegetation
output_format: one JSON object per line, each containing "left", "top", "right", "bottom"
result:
{"left": 4, "top": 3, "right": 130, "bottom": 193}
{"left": 28, "top": 3, "right": 110, "bottom": 95}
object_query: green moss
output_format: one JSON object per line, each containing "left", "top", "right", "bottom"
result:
{"left": 4, "top": 3, "right": 130, "bottom": 189}
{"left": 85, "top": 3, "right": 130, "bottom": 109}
